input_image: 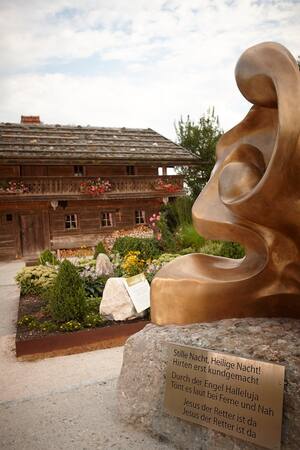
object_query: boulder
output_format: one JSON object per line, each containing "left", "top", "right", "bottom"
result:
{"left": 95, "top": 253, "right": 114, "bottom": 276}
{"left": 100, "top": 277, "right": 144, "bottom": 321}
{"left": 118, "top": 318, "right": 300, "bottom": 450}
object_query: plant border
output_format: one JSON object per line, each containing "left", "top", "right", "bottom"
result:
{"left": 16, "top": 319, "right": 149, "bottom": 360}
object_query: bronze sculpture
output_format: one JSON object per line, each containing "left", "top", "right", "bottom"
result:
{"left": 151, "top": 42, "right": 300, "bottom": 325}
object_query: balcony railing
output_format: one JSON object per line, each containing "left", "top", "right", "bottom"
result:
{"left": 0, "top": 175, "right": 185, "bottom": 199}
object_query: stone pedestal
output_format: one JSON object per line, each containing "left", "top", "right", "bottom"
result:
{"left": 117, "top": 318, "right": 300, "bottom": 450}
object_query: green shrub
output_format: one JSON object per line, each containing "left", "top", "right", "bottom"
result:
{"left": 93, "top": 241, "right": 107, "bottom": 259}
{"left": 79, "top": 266, "right": 108, "bottom": 298}
{"left": 39, "top": 321, "right": 58, "bottom": 332}
{"left": 17, "top": 299, "right": 104, "bottom": 333}
{"left": 113, "top": 267, "right": 123, "bottom": 277}
{"left": 175, "top": 196, "right": 193, "bottom": 226}
{"left": 48, "top": 260, "right": 87, "bottom": 322}
{"left": 75, "top": 258, "right": 96, "bottom": 269}
{"left": 162, "top": 196, "right": 193, "bottom": 231}
{"left": 177, "top": 224, "right": 205, "bottom": 250}
{"left": 15, "top": 265, "right": 58, "bottom": 295}
{"left": 17, "top": 315, "right": 38, "bottom": 327}
{"left": 85, "top": 275, "right": 107, "bottom": 298}
{"left": 199, "top": 241, "right": 223, "bottom": 257}
{"left": 18, "top": 316, "right": 79, "bottom": 333}
{"left": 179, "top": 247, "right": 195, "bottom": 255}
{"left": 145, "top": 272, "right": 156, "bottom": 284}
{"left": 110, "top": 252, "right": 124, "bottom": 277}
{"left": 17, "top": 315, "right": 58, "bottom": 332}
{"left": 218, "top": 241, "right": 245, "bottom": 258}
{"left": 83, "top": 313, "right": 105, "bottom": 328}
{"left": 59, "top": 320, "right": 82, "bottom": 332}
{"left": 39, "top": 249, "right": 59, "bottom": 266}
{"left": 146, "top": 253, "right": 180, "bottom": 282}
{"left": 157, "top": 214, "right": 177, "bottom": 253}
{"left": 121, "top": 251, "right": 146, "bottom": 276}
{"left": 161, "top": 203, "right": 178, "bottom": 232}
{"left": 112, "top": 237, "right": 161, "bottom": 260}
{"left": 200, "top": 240, "right": 245, "bottom": 259}
{"left": 156, "top": 253, "right": 181, "bottom": 264}
{"left": 86, "top": 297, "right": 101, "bottom": 314}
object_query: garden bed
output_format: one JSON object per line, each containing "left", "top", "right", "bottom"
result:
{"left": 16, "top": 294, "right": 149, "bottom": 360}
{"left": 14, "top": 213, "right": 245, "bottom": 361}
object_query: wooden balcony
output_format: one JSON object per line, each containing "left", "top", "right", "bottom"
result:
{"left": 0, "top": 175, "right": 185, "bottom": 200}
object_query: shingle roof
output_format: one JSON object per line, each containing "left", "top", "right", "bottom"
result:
{"left": 0, "top": 123, "right": 199, "bottom": 165}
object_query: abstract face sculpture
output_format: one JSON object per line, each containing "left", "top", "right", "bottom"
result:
{"left": 151, "top": 42, "right": 300, "bottom": 325}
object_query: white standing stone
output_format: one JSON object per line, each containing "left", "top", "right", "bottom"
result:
{"left": 95, "top": 253, "right": 114, "bottom": 276}
{"left": 100, "top": 277, "right": 145, "bottom": 321}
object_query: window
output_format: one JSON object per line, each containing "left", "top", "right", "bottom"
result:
{"left": 101, "top": 212, "right": 113, "bottom": 227}
{"left": 135, "top": 209, "right": 145, "bottom": 224}
{"left": 1, "top": 213, "right": 13, "bottom": 225}
{"left": 65, "top": 214, "right": 78, "bottom": 229}
{"left": 58, "top": 200, "right": 68, "bottom": 209}
{"left": 116, "top": 209, "right": 122, "bottom": 223}
{"left": 74, "top": 165, "right": 84, "bottom": 176}
{"left": 126, "top": 165, "right": 135, "bottom": 175}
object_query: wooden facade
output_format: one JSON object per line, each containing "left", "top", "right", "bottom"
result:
{"left": 0, "top": 120, "right": 198, "bottom": 260}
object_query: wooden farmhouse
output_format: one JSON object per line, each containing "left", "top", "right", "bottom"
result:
{"left": 0, "top": 116, "right": 198, "bottom": 260}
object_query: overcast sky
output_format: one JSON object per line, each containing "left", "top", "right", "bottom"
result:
{"left": 0, "top": 0, "right": 299, "bottom": 140}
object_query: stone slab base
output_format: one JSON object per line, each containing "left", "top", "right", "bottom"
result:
{"left": 117, "top": 318, "right": 300, "bottom": 450}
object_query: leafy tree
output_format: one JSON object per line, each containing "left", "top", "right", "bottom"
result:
{"left": 175, "top": 109, "right": 222, "bottom": 199}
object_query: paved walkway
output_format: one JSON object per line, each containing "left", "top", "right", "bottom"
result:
{"left": 0, "top": 261, "right": 172, "bottom": 450}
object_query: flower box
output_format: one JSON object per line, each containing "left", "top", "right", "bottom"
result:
{"left": 0, "top": 180, "right": 30, "bottom": 194}
{"left": 153, "top": 179, "right": 181, "bottom": 193}
{"left": 80, "top": 178, "right": 112, "bottom": 195}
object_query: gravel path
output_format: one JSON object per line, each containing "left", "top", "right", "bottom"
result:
{"left": 0, "top": 261, "right": 173, "bottom": 450}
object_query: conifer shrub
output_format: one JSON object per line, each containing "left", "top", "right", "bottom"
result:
{"left": 93, "top": 241, "right": 107, "bottom": 259}
{"left": 48, "top": 260, "right": 87, "bottom": 322}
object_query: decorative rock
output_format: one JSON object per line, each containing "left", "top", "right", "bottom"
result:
{"left": 95, "top": 253, "right": 114, "bottom": 276}
{"left": 118, "top": 318, "right": 300, "bottom": 450}
{"left": 100, "top": 277, "right": 144, "bottom": 321}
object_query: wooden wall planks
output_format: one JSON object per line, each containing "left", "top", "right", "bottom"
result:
{"left": 0, "top": 197, "right": 162, "bottom": 259}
